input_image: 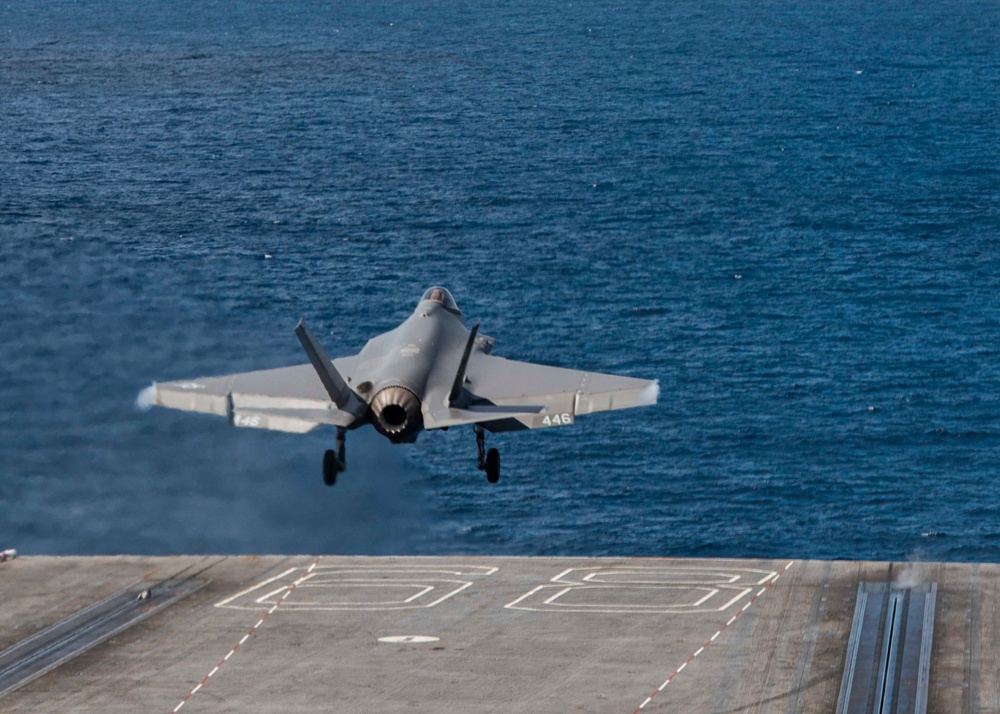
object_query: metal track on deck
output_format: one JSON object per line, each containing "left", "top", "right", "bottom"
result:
{"left": 836, "top": 581, "right": 937, "bottom": 714}
{"left": 0, "top": 580, "right": 203, "bottom": 697}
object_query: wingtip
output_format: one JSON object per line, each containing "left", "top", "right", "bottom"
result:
{"left": 639, "top": 380, "right": 660, "bottom": 405}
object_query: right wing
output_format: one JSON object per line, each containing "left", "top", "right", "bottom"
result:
{"left": 145, "top": 356, "right": 363, "bottom": 434}
{"left": 424, "top": 353, "right": 658, "bottom": 432}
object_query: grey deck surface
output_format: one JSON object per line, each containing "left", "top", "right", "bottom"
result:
{"left": 0, "top": 556, "right": 996, "bottom": 713}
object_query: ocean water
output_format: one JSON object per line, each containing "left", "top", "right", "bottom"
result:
{"left": 1, "top": 0, "right": 998, "bottom": 561}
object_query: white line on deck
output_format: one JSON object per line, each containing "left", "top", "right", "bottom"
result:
{"left": 215, "top": 567, "right": 298, "bottom": 608}
{"left": 631, "top": 561, "right": 795, "bottom": 713}
{"left": 169, "top": 557, "right": 321, "bottom": 714}
{"left": 505, "top": 586, "right": 545, "bottom": 609}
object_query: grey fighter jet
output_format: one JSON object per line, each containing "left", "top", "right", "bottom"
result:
{"left": 144, "top": 287, "right": 659, "bottom": 485}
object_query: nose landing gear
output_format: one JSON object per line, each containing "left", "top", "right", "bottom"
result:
{"left": 475, "top": 425, "right": 500, "bottom": 484}
{"left": 323, "top": 427, "right": 347, "bottom": 486}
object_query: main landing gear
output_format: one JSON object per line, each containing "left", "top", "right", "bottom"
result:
{"left": 323, "top": 427, "right": 346, "bottom": 486}
{"left": 475, "top": 425, "right": 500, "bottom": 484}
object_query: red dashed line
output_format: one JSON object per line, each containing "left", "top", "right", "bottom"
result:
{"left": 169, "top": 557, "right": 321, "bottom": 713}
{"left": 631, "top": 560, "right": 794, "bottom": 713}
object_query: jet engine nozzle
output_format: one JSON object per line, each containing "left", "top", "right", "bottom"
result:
{"left": 370, "top": 386, "right": 423, "bottom": 441}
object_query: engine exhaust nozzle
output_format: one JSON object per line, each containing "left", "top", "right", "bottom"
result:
{"left": 370, "top": 386, "right": 422, "bottom": 441}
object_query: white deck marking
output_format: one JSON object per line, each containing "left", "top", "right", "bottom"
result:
{"left": 425, "top": 581, "right": 473, "bottom": 608}
{"left": 506, "top": 585, "right": 544, "bottom": 609}
{"left": 690, "top": 589, "right": 718, "bottom": 607}
{"left": 215, "top": 567, "right": 298, "bottom": 607}
{"left": 169, "top": 557, "right": 321, "bottom": 714}
{"left": 539, "top": 586, "right": 725, "bottom": 611}
{"left": 629, "top": 561, "right": 795, "bottom": 714}
{"left": 377, "top": 635, "right": 440, "bottom": 644}
{"left": 544, "top": 587, "right": 574, "bottom": 605}
{"left": 506, "top": 565, "right": 766, "bottom": 614}
{"left": 268, "top": 581, "right": 437, "bottom": 607}
{"left": 717, "top": 588, "right": 754, "bottom": 611}
{"left": 551, "top": 568, "right": 575, "bottom": 582}
{"left": 403, "top": 586, "right": 435, "bottom": 603}
{"left": 216, "top": 564, "right": 495, "bottom": 612}
{"left": 582, "top": 569, "right": 746, "bottom": 585}
{"left": 256, "top": 586, "right": 291, "bottom": 603}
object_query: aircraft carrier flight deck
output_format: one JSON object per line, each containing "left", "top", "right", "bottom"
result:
{"left": 1, "top": 555, "right": 997, "bottom": 713}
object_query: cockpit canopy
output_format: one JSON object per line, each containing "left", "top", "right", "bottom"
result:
{"left": 419, "top": 286, "right": 462, "bottom": 316}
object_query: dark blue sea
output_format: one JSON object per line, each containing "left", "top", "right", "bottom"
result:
{"left": 2, "top": 1, "right": 998, "bottom": 561}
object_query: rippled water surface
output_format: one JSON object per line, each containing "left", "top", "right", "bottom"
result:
{"left": 2, "top": 0, "right": 999, "bottom": 560}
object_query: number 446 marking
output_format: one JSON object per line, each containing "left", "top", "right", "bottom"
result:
{"left": 542, "top": 413, "right": 573, "bottom": 427}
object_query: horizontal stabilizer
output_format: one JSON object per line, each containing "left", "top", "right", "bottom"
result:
{"left": 423, "top": 403, "right": 545, "bottom": 430}
{"left": 227, "top": 405, "right": 357, "bottom": 433}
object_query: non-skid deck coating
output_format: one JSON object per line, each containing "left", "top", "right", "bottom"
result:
{"left": 0, "top": 556, "right": 996, "bottom": 713}
{"left": 0, "top": 579, "right": 203, "bottom": 698}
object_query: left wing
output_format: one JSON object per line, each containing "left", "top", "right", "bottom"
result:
{"left": 145, "top": 356, "right": 363, "bottom": 434}
{"left": 423, "top": 353, "right": 658, "bottom": 432}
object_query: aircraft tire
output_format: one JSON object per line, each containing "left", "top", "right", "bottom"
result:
{"left": 485, "top": 448, "right": 500, "bottom": 484}
{"left": 323, "top": 449, "right": 339, "bottom": 486}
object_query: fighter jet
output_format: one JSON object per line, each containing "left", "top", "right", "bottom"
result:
{"left": 144, "top": 287, "right": 659, "bottom": 485}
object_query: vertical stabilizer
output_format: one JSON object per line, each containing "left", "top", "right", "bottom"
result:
{"left": 294, "top": 320, "right": 367, "bottom": 419}
{"left": 448, "top": 322, "right": 480, "bottom": 406}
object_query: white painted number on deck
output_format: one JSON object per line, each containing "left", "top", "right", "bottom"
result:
{"left": 234, "top": 415, "right": 261, "bottom": 427}
{"left": 215, "top": 564, "right": 499, "bottom": 612}
{"left": 542, "top": 413, "right": 573, "bottom": 426}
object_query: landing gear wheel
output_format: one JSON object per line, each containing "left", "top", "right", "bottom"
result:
{"left": 323, "top": 449, "right": 342, "bottom": 486}
{"left": 322, "top": 427, "right": 348, "bottom": 487}
{"left": 485, "top": 448, "right": 500, "bottom": 484}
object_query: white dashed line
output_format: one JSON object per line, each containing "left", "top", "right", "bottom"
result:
{"left": 169, "top": 558, "right": 321, "bottom": 714}
{"left": 631, "top": 561, "right": 794, "bottom": 713}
